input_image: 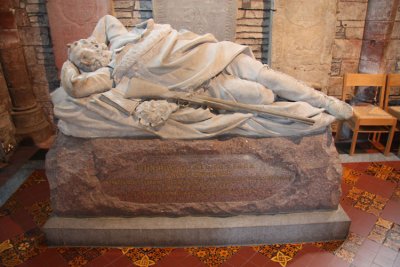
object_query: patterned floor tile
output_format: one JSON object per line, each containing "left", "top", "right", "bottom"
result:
{"left": 271, "top": 251, "right": 292, "bottom": 267}
{"left": 384, "top": 231, "right": 400, "bottom": 252}
{"left": 376, "top": 217, "right": 394, "bottom": 229}
{"left": 367, "top": 218, "right": 400, "bottom": 252}
{"left": 121, "top": 247, "right": 173, "bottom": 266}
{"left": 17, "top": 169, "right": 47, "bottom": 191}
{"left": 342, "top": 167, "right": 362, "bottom": 186}
{"left": 331, "top": 233, "right": 364, "bottom": 264}
{"left": 0, "top": 195, "right": 21, "bottom": 217}
{"left": 186, "top": 246, "right": 240, "bottom": 266}
{"left": 313, "top": 240, "right": 344, "bottom": 253}
{"left": 364, "top": 162, "right": 400, "bottom": 183}
{"left": 0, "top": 228, "right": 46, "bottom": 267}
{"left": 393, "top": 186, "right": 400, "bottom": 201}
{"left": 254, "top": 244, "right": 303, "bottom": 267}
{"left": 334, "top": 247, "right": 354, "bottom": 264}
{"left": 26, "top": 199, "right": 52, "bottom": 227}
{"left": 346, "top": 187, "right": 388, "bottom": 216}
{"left": 368, "top": 225, "right": 390, "bottom": 244}
{"left": 57, "top": 247, "right": 109, "bottom": 267}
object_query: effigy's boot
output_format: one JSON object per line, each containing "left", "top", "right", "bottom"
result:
{"left": 256, "top": 66, "right": 353, "bottom": 120}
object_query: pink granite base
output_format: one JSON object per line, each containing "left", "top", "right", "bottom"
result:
{"left": 45, "top": 130, "right": 342, "bottom": 217}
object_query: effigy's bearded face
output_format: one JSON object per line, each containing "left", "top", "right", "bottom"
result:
{"left": 68, "top": 38, "right": 112, "bottom": 72}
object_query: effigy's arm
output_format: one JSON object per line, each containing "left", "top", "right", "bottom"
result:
{"left": 90, "top": 15, "right": 129, "bottom": 46}
{"left": 61, "top": 60, "right": 113, "bottom": 98}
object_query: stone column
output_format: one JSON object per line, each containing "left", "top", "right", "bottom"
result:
{"left": 0, "top": 64, "right": 16, "bottom": 164}
{"left": 359, "top": 0, "right": 400, "bottom": 73}
{"left": 0, "top": 0, "right": 53, "bottom": 143}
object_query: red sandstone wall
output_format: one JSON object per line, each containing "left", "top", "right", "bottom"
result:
{"left": 328, "top": 0, "right": 400, "bottom": 98}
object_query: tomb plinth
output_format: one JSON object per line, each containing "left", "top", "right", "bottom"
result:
{"left": 44, "top": 129, "right": 350, "bottom": 246}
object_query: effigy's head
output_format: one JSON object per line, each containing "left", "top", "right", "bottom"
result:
{"left": 67, "top": 38, "right": 112, "bottom": 72}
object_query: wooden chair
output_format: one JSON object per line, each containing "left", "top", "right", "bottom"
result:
{"left": 384, "top": 73, "right": 400, "bottom": 115}
{"left": 335, "top": 73, "right": 396, "bottom": 156}
{"left": 384, "top": 73, "right": 400, "bottom": 154}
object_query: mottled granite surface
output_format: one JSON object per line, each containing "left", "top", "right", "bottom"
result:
{"left": 46, "top": 130, "right": 342, "bottom": 217}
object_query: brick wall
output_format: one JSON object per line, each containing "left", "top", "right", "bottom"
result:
{"left": 113, "top": 0, "right": 271, "bottom": 63}
{"left": 113, "top": 0, "right": 153, "bottom": 29}
{"left": 236, "top": 0, "right": 271, "bottom": 63}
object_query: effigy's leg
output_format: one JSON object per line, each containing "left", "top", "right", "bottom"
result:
{"left": 206, "top": 71, "right": 275, "bottom": 105}
{"left": 90, "top": 15, "right": 128, "bottom": 48}
{"left": 226, "top": 54, "right": 352, "bottom": 120}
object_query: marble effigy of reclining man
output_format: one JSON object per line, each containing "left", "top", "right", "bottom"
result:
{"left": 52, "top": 15, "right": 353, "bottom": 139}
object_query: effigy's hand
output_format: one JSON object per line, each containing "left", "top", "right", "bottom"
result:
{"left": 61, "top": 60, "right": 113, "bottom": 98}
{"left": 61, "top": 60, "right": 80, "bottom": 77}
{"left": 135, "top": 100, "right": 178, "bottom": 129}
{"left": 61, "top": 60, "right": 81, "bottom": 97}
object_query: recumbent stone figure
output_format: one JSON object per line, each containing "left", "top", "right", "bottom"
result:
{"left": 53, "top": 15, "right": 352, "bottom": 139}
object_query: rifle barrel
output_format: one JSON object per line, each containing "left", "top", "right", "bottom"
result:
{"left": 176, "top": 94, "right": 315, "bottom": 125}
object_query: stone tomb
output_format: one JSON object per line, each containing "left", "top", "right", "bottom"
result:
{"left": 44, "top": 130, "right": 350, "bottom": 247}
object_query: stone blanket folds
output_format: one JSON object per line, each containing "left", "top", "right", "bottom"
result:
{"left": 111, "top": 20, "right": 251, "bottom": 92}
{"left": 53, "top": 87, "right": 335, "bottom": 139}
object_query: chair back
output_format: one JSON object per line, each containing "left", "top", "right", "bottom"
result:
{"left": 384, "top": 73, "right": 400, "bottom": 111}
{"left": 342, "top": 73, "right": 387, "bottom": 108}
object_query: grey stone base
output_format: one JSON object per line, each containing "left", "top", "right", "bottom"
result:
{"left": 0, "top": 160, "right": 44, "bottom": 207}
{"left": 43, "top": 206, "right": 350, "bottom": 247}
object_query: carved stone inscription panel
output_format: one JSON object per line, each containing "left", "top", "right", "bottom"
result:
{"left": 46, "top": 0, "right": 113, "bottom": 72}
{"left": 46, "top": 133, "right": 342, "bottom": 217}
{"left": 153, "top": 0, "right": 237, "bottom": 41}
{"left": 271, "top": 0, "right": 337, "bottom": 91}
{"left": 98, "top": 154, "right": 293, "bottom": 204}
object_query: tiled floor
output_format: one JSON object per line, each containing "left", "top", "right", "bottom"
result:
{"left": 0, "top": 141, "right": 399, "bottom": 267}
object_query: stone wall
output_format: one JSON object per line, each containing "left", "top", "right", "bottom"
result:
{"left": 1, "top": 0, "right": 399, "bottom": 144}
{"left": 271, "top": 0, "right": 337, "bottom": 93}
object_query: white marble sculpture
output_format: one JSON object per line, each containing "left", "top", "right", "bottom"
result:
{"left": 52, "top": 15, "right": 352, "bottom": 139}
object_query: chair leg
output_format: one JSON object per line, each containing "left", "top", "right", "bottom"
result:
{"left": 350, "top": 127, "right": 359, "bottom": 156}
{"left": 370, "top": 133, "right": 381, "bottom": 142}
{"left": 334, "top": 121, "right": 344, "bottom": 142}
{"left": 377, "top": 133, "right": 382, "bottom": 142}
{"left": 384, "top": 122, "right": 396, "bottom": 156}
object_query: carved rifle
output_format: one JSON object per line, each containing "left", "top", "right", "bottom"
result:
{"left": 110, "top": 77, "right": 316, "bottom": 126}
